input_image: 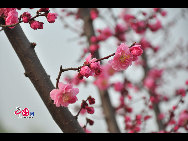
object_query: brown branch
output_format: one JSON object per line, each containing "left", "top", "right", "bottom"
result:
{"left": 79, "top": 8, "right": 121, "bottom": 133}
{"left": 1, "top": 20, "right": 84, "bottom": 133}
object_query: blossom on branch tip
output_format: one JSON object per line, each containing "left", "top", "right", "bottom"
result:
{"left": 114, "top": 82, "right": 124, "bottom": 92}
{"left": 21, "top": 12, "right": 31, "bottom": 23}
{"left": 38, "top": 8, "right": 49, "bottom": 12}
{"left": 80, "top": 66, "right": 92, "bottom": 78}
{"left": 30, "top": 20, "right": 44, "bottom": 30}
{"left": 88, "top": 96, "right": 95, "bottom": 105}
{"left": 130, "top": 45, "right": 143, "bottom": 56}
{"left": 86, "top": 106, "right": 95, "bottom": 114}
{"left": 94, "top": 73, "right": 110, "bottom": 90}
{"left": 90, "top": 9, "right": 98, "bottom": 20}
{"left": 47, "top": 13, "right": 57, "bottom": 23}
{"left": 108, "top": 43, "right": 133, "bottom": 71}
{"left": 5, "top": 9, "right": 18, "bottom": 29}
{"left": 50, "top": 82, "right": 79, "bottom": 107}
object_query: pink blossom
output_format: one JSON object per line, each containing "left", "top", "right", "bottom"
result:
{"left": 21, "top": 12, "right": 31, "bottom": 23}
{"left": 72, "top": 73, "right": 85, "bottom": 85}
{"left": 144, "top": 68, "right": 164, "bottom": 90}
{"left": 148, "top": 19, "right": 162, "bottom": 32}
{"left": 144, "top": 77, "right": 155, "bottom": 89}
{"left": 84, "top": 53, "right": 102, "bottom": 76}
{"left": 158, "top": 113, "right": 165, "bottom": 120}
{"left": 176, "top": 88, "right": 186, "bottom": 97}
{"left": 94, "top": 73, "right": 110, "bottom": 90}
{"left": 5, "top": 9, "right": 18, "bottom": 29}
{"left": 114, "top": 82, "right": 124, "bottom": 92}
{"left": 160, "top": 10, "right": 167, "bottom": 17}
{"left": 0, "top": 8, "right": 15, "bottom": 17}
{"left": 90, "top": 36, "right": 98, "bottom": 43}
{"left": 144, "top": 115, "right": 151, "bottom": 121}
{"left": 38, "top": 8, "right": 49, "bottom": 12}
{"left": 130, "top": 45, "right": 143, "bottom": 56}
{"left": 30, "top": 20, "right": 44, "bottom": 30}
{"left": 102, "top": 63, "right": 117, "bottom": 76}
{"left": 89, "top": 44, "right": 100, "bottom": 53}
{"left": 86, "top": 106, "right": 95, "bottom": 114}
{"left": 122, "top": 14, "right": 136, "bottom": 22}
{"left": 97, "top": 27, "right": 113, "bottom": 41}
{"left": 178, "top": 110, "right": 188, "bottom": 127}
{"left": 129, "top": 45, "right": 143, "bottom": 61}
{"left": 50, "top": 82, "right": 79, "bottom": 107}
{"left": 115, "top": 24, "right": 127, "bottom": 34}
{"left": 185, "top": 80, "right": 188, "bottom": 85}
{"left": 90, "top": 61, "right": 101, "bottom": 75}
{"left": 47, "top": 13, "right": 57, "bottom": 23}
{"left": 90, "top": 9, "right": 98, "bottom": 20}
{"left": 80, "top": 108, "right": 87, "bottom": 115}
{"left": 131, "top": 20, "right": 147, "bottom": 34}
{"left": 80, "top": 66, "right": 92, "bottom": 78}
{"left": 84, "top": 53, "right": 93, "bottom": 65}
{"left": 109, "top": 43, "right": 133, "bottom": 71}
{"left": 148, "top": 69, "right": 163, "bottom": 79}
{"left": 153, "top": 8, "right": 160, "bottom": 12}
{"left": 139, "top": 37, "right": 152, "bottom": 50}
{"left": 88, "top": 96, "right": 95, "bottom": 105}
{"left": 124, "top": 116, "right": 131, "bottom": 123}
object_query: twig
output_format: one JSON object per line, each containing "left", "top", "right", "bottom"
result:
{"left": 55, "top": 52, "right": 115, "bottom": 89}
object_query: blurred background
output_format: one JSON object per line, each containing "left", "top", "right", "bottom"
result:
{"left": 0, "top": 8, "right": 188, "bottom": 133}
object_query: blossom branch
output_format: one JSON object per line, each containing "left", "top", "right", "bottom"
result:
{"left": 0, "top": 11, "right": 46, "bottom": 28}
{"left": 55, "top": 41, "right": 136, "bottom": 89}
{"left": 55, "top": 52, "right": 115, "bottom": 89}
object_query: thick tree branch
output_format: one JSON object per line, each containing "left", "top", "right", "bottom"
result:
{"left": 1, "top": 20, "right": 84, "bottom": 133}
{"left": 79, "top": 8, "right": 121, "bottom": 133}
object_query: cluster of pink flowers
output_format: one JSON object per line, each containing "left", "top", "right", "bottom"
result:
{"left": 120, "top": 8, "right": 166, "bottom": 35}
{"left": 90, "top": 27, "right": 113, "bottom": 44}
{"left": 124, "top": 114, "right": 143, "bottom": 133}
{"left": 0, "top": 8, "right": 18, "bottom": 28}
{"left": 153, "top": 8, "right": 167, "bottom": 17}
{"left": 93, "top": 43, "right": 143, "bottom": 91}
{"left": 139, "top": 37, "right": 160, "bottom": 52}
{"left": 0, "top": 8, "right": 57, "bottom": 30}
{"left": 114, "top": 81, "right": 124, "bottom": 92}
{"left": 93, "top": 63, "right": 117, "bottom": 90}
{"left": 90, "top": 8, "right": 99, "bottom": 20}
{"left": 60, "top": 43, "right": 142, "bottom": 94}
{"left": 79, "top": 53, "right": 102, "bottom": 79}
{"left": 80, "top": 96, "right": 95, "bottom": 114}
{"left": 89, "top": 27, "right": 113, "bottom": 53}
{"left": 93, "top": 71, "right": 110, "bottom": 90}
{"left": 114, "top": 24, "right": 127, "bottom": 42}
{"left": 50, "top": 82, "right": 79, "bottom": 107}
{"left": 178, "top": 110, "right": 188, "bottom": 128}
{"left": 144, "top": 68, "right": 163, "bottom": 91}
{"left": 64, "top": 73, "right": 85, "bottom": 86}
{"left": 176, "top": 88, "right": 186, "bottom": 97}
{"left": 109, "top": 43, "right": 143, "bottom": 71}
